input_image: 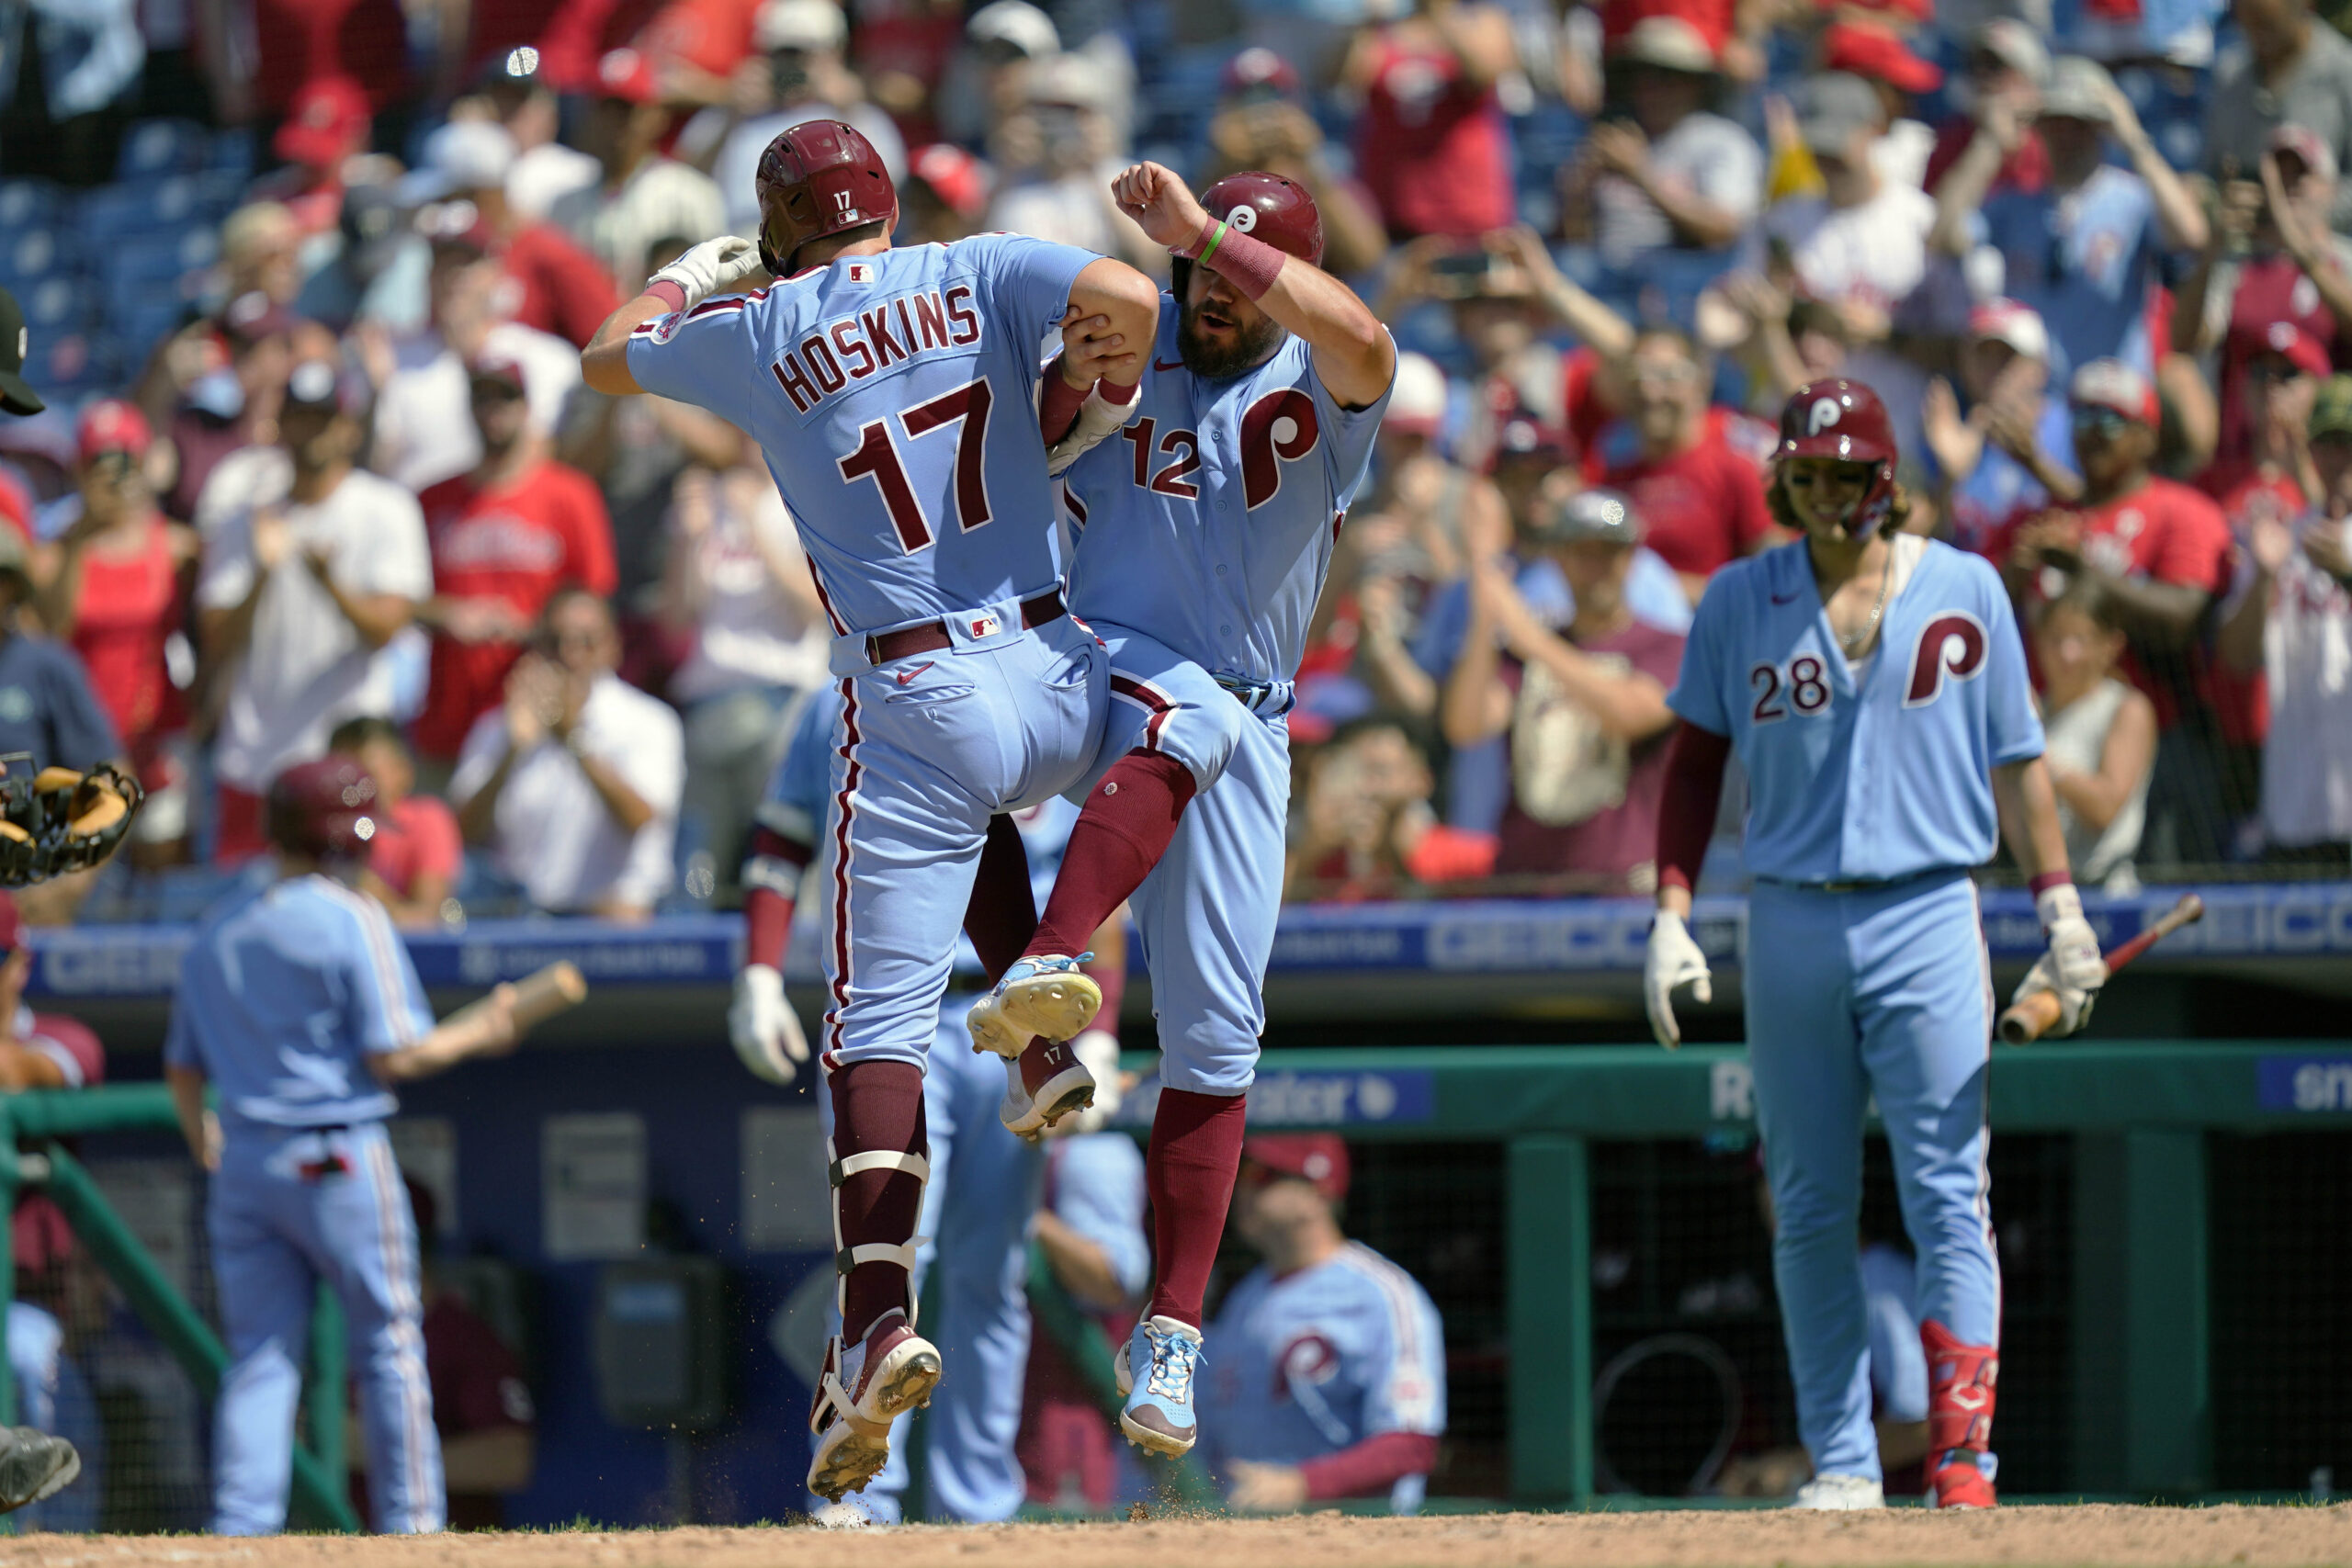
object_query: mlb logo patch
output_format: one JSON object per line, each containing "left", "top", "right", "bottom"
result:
{"left": 845, "top": 261, "right": 876, "bottom": 284}
{"left": 968, "top": 614, "right": 1002, "bottom": 638}
{"left": 651, "top": 311, "right": 684, "bottom": 344}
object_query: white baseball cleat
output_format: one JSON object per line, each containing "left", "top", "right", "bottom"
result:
{"left": 805, "top": 1311, "right": 941, "bottom": 1503}
{"left": 1791, "top": 1473, "right": 1885, "bottom": 1510}
{"left": 1000, "top": 1035, "right": 1096, "bottom": 1139}
{"left": 967, "top": 954, "right": 1100, "bottom": 1059}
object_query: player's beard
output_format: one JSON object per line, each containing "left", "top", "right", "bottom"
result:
{"left": 1178, "top": 299, "right": 1283, "bottom": 380}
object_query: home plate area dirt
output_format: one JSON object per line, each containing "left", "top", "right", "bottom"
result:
{"left": 2, "top": 1505, "right": 2347, "bottom": 1568}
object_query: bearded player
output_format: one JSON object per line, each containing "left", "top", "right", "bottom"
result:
{"left": 1643, "top": 379, "right": 2107, "bottom": 1510}
{"left": 582, "top": 122, "right": 1159, "bottom": 1501}
{"left": 961, "top": 163, "right": 1395, "bottom": 1460}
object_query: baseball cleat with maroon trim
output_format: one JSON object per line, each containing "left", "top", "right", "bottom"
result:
{"left": 966, "top": 953, "right": 1100, "bottom": 1059}
{"left": 1000, "top": 1034, "right": 1096, "bottom": 1138}
{"left": 806, "top": 1311, "right": 940, "bottom": 1502}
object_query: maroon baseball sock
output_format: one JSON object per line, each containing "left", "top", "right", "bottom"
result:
{"left": 828, "top": 1060, "right": 928, "bottom": 1346}
{"left": 1023, "top": 750, "right": 1196, "bottom": 962}
{"left": 964, "top": 814, "right": 1039, "bottom": 984}
{"left": 1144, "top": 1088, "right": 1249, "bottom": 1327}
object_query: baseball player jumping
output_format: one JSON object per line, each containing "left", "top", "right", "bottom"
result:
{"left": 962, "top": 163, "right": 1396, "bottom": 1460}
{"left": 1643, "top": 380, "right": 2107, "bottom": 1510}
{"left": 163, "top": 758, "right": 523, "bottom": 1534}
{"left": 582, "top": 121, "right": 1159, "bottom": 1501}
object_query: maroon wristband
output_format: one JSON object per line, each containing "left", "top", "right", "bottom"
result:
{"left": 1040, "top": 358, "right": 1091, "bottom": 445}
{"left": 1100, "top": 375, "right": 1140, "bottom": 404}
{"left": 1204, "top": 225, "right": 1287, "bottom": 301}
{"left": 2028, "top": 871, "right": 2074, "bottom": 897}
{"left": 645, "top": 280, "right": 688, "bottom": 314}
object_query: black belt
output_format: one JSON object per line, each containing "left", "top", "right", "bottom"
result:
{"left": 865, "top": 589, "right": 1065, "bottom": 668}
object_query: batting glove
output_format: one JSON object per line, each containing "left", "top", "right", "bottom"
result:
{"left": 2016, "top": 882, "right": 2107, "bottom": 1037}
{"left": 729, "top": 964, "right": 808, "bottom": 1084}
{"left": 1644, "top": 908, "right": 1712, "bottom": 1051}
{"left": 649, "top": 236, "right": 763, "bottom": 313}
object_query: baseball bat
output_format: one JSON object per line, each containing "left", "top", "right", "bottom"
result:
{"left": 442, "top": 961, "right": 589, "bottom": 1037}
{"left": 1996, "top": 892, "right": 2204, "bottom": 1045}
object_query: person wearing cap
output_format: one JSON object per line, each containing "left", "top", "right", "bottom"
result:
{"left": 1444, "top": 488, "right": 1685, "bottom": 892}
{"left": 2177, "top": 124, "right": 2352, "bottom": 473}
{"left": 466, "top": 48, "right": 602, "bottom": 223}
{"left": 2206, "top": 0, "right": 2352, "bottom": 231}
{"left": 1200, "top": 49, "right": 1387, "bottom": 279}
{"left": 1561, "top": 16, "right": 1761, "bottom": 272}
{"left": 1936, "top": 55, "right": 2208, "bottom": 383}
{"left": 2219, "top": 373, "right": 2352, "bottom": 863}
{"left": 1921, "top": 298, "right": 2082, "bottom": 559}
{"left": 412, "top": 356, "right": 618, "bottom": 775}
{"left": 549, "top": 48, "right": 727, "bottom": 291}
{"left": 900, "top": 143, "right": 994, "bottom": 245}
{"left": 1585, "top": 325, "right": 1775, "bottom": 603}
{"left": 369, "top": 221, "right": 584, "bottom": 494}
{"left": 150, "top": 289, "right": 303, "bottom": 525}
{"left": 1195, "top": 1134, "right": 1445, "bottom": 1514}
{"left": 684, "top": 0, "right": 910, "bottom": 242}
{"left": 253, "top": 76, "right": 374, "bottom": 237}
{"left": 1817, "top": 20, "right": 1938, "bottom": 190}
{"left": 984, "top": 54, "right": 1161, "bottom": 270}
{"left": 1340, "top": 0, "right": 1521, "bottom": 242}
{"left": 33, "top": 401, "right": 198, "bottom": 860}
{"left": 413, "top": 119, "right": 624, "bottom": 349}
{"left": 1921, "top": 18, "right": 2052, "bottom": 201}
{"left": 195, "top": 344, "right": 433, "bottom": 864}
{"left": 938, "top": 0, "right": 1061, "bottom": 149}
{"left": 164, "top": 756, "right": 522, "bottom": 1537}
{"left": 1755, "top": 72, "right": 1938, "bottom": 461}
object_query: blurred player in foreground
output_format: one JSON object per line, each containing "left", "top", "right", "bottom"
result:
{"left": 582, "top": 119, "right": 1159, "bottom": 1500}
{"left": 967, "top": 160, "right": 1395, "bottom": 1461}
{"left": 728, "top": 685, "right": 1125, "bottom": 1521}
{"left": 164, "top": 758, "right": 522, "bottom": 1534}
{"left": 1200, "top": 1135, "right": 1445, "bottom": 1515}
{"left": 1644, "top": 379, "right": 2105, "bottom": 1510}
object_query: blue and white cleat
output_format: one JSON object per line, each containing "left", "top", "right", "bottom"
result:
{"left": 1114, "top": 1314, "right": 1204, "bottom": 1456}
{"left": 966, "top": 953, "right": 1101, "bottom": 1060}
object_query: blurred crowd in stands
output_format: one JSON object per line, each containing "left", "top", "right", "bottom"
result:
{"left": 1, "top": 0, "right": 2349, "bottom": 924}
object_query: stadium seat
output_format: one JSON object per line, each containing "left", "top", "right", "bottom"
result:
{"left": 98, "top": 225, "right": 220, "bottom": 298}
{"left": 78, "top": 175, "right": 200, "bottom": 243}
{"left": 209, "top": 125, "right": 257, "bottom": 177}
{"left": 0, "top": 228, "right": 64, "bottom": 292}
{"left": 114, "top": 118, "right": 214, "bottom": 180}
{"left": 193, "top": 167, "right": 252, "bottom": 217}
{"left": 111, "top": 296, "right": 197, "bottom": 362}
{"left": 0, "top": 178, "right": 62, "bottom": 231}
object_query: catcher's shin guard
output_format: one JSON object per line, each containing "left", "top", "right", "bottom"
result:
{"left": 1923, "top": 1319, "right": 1998, "bottom": 1507}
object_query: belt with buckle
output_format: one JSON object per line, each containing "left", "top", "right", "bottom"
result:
{"left": 865, "top": 589, "right": 1065, "bottom": 669}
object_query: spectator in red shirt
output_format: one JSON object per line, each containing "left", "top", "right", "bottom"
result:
{"left": 1284, "top": 715, "right": 1493, "bottom": 900}
{"left": 225, "top": 0, "right": 411, "bottom": 123}
{"left": 2003, "top": 358, "right": 2235, "bottom": 863}
{"left": 414, "top": 356, "right": 619, "bottom": 772}
{"left": 1583, "top": 326, "right": 1774, "bottom": 603}
{"left": 253, "top": 76, "right": 373, "bottom": 237}
{"left": 1443, "top": 489, "right": 1683, "bottom": 894}
{"left": 329, "top": 716, "right": 463, "bottom": 928}
{"left": 33, "top": 401, "right": 198, "bottom": 862}
{"left": 413, "top": 121, "right": 624, "bottom": 348}
{"left": 1340, "top": 0, "right": 1520, "bottom": 240}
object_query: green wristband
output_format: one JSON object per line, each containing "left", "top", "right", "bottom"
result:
{"left": 1198, "top": 220, "right": 1227, "bottom": 267}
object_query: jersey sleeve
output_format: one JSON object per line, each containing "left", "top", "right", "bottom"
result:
{"left": 625, "top": 299, "right": 763, "bottom": 431}
{"left": 342, "top": 897, "right": 434, "bottom": 1054}
{"left": 1312, "top": 332, "right": 1397, "bottom": 505}
{"left": 971, "top": 234, "right": 1102, "bottom": 364}
{"left": 1979, "top": 565, "right": 2045, "bottom": 766}
{"left": 1050, "top": 1134, "right": 1151, "bottom": 1301}
{"left": 756, "top": 684, "right": 843, "bottom": 847}
{"left": 1361, "top": 1267, "right": 1447, "bottom": 1438}
{"left": 1666, "top": 569, "right": 1739, "bottom": 736}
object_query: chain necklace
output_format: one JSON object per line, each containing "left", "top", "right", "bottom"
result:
{"left": 1838, "top": 561, "right": 1893, "bottom": 657}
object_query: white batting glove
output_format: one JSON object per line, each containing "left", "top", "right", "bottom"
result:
{"left": 649, "top": 236, "right": 763, "bottom": 313}
{"left": 2015, "top": 883, "right": 2107, "bottom": 1037}
{"left": 729, "top": 964, "right": 808, "bottom": 1084}
{"left": 1644, "top": 908, "right": 1712, "bottom": 1050}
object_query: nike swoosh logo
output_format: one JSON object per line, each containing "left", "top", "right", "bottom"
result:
{"left": 1153, "top": 357, "right": 1184, "bottom": 372}
{"left": 895, "top": 661, "right": 932, "bottom": 686}
{"left": 1770, "top": 592, "right": 1801, "bottom": 604}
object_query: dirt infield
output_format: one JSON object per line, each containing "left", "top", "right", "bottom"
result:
{"left": 3, "top": 1506, "right": 2348, "bottom": 1568}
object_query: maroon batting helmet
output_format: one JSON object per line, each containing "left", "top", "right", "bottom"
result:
{"left": 1776, "top": 378, "right": 1898, "bottom": 534}
{"left": 754, "top": 119, "right": 899, "bottom": 276}
{"left": 267, "top": 757, "right": 380, "bottom": 861}
{"left": 1198, "top": 171, "right": 1324, "bottom": 266}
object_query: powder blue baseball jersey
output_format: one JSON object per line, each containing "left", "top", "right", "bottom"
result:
{"left": 165, "top": 875, "right": 434, "bottom": 1128}
{"left": 1201, "top": 1241, "right": 1446, "bottom": 1513}
{"left": 1062, "top": 297, "right": 1391, "bottom": 683}
{"left": 625, "top": 235, "right": 1100, "bottom": 638}
{"left": 1667, "top": 535, "right": 2043, "bottom": 885}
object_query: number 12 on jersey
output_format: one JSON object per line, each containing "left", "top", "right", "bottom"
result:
{"left": 838, "top": 374, "right": 995, "bottom": 553}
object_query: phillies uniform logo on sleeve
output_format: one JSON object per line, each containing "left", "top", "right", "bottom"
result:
{"left": 1904, "top": 612, "right": 1989, "bottom": 706}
